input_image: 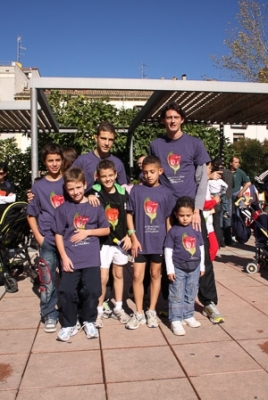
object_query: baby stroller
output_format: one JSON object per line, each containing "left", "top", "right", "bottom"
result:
{"left": 0, "top": 201, "right": 38, "bottom": 292}
{"left": 244, "top": 209, "right": 268, "bottom": 274}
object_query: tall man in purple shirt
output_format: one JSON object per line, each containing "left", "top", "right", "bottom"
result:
{"left": 73, "top": 121, "right": 127, "bottom": 192}
{"left": 149, "top": 102, "right": 224, "bottom": 324}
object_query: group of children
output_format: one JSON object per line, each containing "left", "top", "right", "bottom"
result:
{"left": 27, "top": 141, "right": 214, "bottom": 341}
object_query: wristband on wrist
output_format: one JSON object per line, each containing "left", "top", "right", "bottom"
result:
{"left": 128, "top": 229, "right": 136, "bottom": 236}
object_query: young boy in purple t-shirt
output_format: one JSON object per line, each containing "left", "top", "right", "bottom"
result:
{"left": 27, "top": 143, "right": 65, "bottom": 333}
{"left": 52, "top": 167, "right": 110, "bottom": 341}
{"left": 126, "top": 155, "right": 176, "bottom": 330}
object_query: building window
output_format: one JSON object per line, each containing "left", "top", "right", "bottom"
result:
{"left": 233, "top": 133, "right": 245, "bottom": 142}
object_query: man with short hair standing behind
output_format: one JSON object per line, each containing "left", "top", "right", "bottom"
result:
{"left": 73, "top": 121, "right": 127, "bottom": 192}
{"left": 149, "top": 102, "right": 224, "bottom": 324}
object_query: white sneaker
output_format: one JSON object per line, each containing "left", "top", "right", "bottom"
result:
{"left": 171, "top": 321, "right": 186, "bottom": 336}
{"left": 44, "top": 318, "right": 57, "bottom": 333}
{"left": 145, "top": 310, "right": 159, "bottom": 328}
{"left": 82, "top": 322, "right": 99, "bottom": 339}
{"left": 182, "top": 317, "right": 201, "bottom": 328}
{"left": 111, "top": 308, "right": 130, "bottom": 324}
{"left": 57, "top": 326, "right": 78, "bottom": 342}
{"left": 125, "top": 312, "right": 146, "bottom": 330}
{"left": 95, "top": 312, "right": 104, "bottom": 328}
{"left": 202, "top": 302, "right": 225, "bottom": 324}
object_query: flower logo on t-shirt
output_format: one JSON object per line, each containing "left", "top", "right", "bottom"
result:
{"left": 182, "top": 233, "right": 196, "bottom": 257}
{"left": 50, "top": 192, "right": 65, "bottom": 208}
{"left": 144, "top": 197, "right": 158, "bottom": 224}
{"left": 167, "top": 152, "right": 181, "bottom": 174}
{"left": 73, "top": 213, "right": 89, "bottom": 229}
{"left": 105, "top": 205, "right": 119, "bottom": 230}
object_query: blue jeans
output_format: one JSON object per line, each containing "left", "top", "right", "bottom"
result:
{"left": 39, "top": 240, "right": 59, "bottom": 320}
{"left": 169, "top": 264, "right": 200, "bottom": 322}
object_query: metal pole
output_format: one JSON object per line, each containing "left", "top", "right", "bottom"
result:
{"left": 129, "top": 130, "right": 134, "bottom": 179}
{"left": 30, "top": 87, "right": 38, "bottom": 183}
{"left": 219, "top": 123, "right": 224, "bottom": 160}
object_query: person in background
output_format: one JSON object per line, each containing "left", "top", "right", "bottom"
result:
{"left": 203, "top": 163, "right": 220, "bottom": 261}
{"left": 62, "top": 147, "right": 78, "bottom": 172}
{"left": 137, "top": 155, "right": 147, "bottom": 184}
{"left": 0, "top": 162, "right": 16, "bottom": 218}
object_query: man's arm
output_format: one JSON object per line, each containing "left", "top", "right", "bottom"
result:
{"left": 193, "top": 164, "right": 208, "bottom": 231}
{"left": 238, "top": 181, "right": 251, "bottom": 198}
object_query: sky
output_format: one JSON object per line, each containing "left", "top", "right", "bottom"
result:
{"left": 0, "top": 0, "right": 241, "bottom": 81}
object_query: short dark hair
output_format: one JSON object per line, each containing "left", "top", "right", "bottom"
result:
{"left": 142, "top": 155, "right": 162, "bottom": 168}
{"left": 229, "top": 155, "right": 240, "bottom": 164}
{"left": 160, "top": 102, "right": 186, "bottom": 120}
{"left": 96, "top": 159, "right": 117, "bottom": 175}
{"left": 64, "top": 167, "right": 85, "bottom": 185}
{"left": 96, "top": 121, "right": 116, "bottom": 136}
{"left": 174, "top": 196, "right": 195, "bottom": 213}
{"left": 0, "top": 162, "right": 8, "bottom": 173}
{"left": 212, "top": 157, "right": 224, "bottom": 172}
{"left": 62, "top": 147, "right": 78, "bottom": 171}
{"left": 41, "top": 143, "right": 63, "bottom": 162}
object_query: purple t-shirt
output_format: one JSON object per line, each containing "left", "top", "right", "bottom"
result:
{"left": 52, "top": 200, "right": 109, "bottom": 269}
{"left": 164, "top": 224, "right": 204, "bottom": 269}
{"left": 73, "top": 151, "right": 127, "bottom": 191}
{"left": 127, "top": 184, "right": 176, "bottom": 254}
{"left": 149, "top": 133, "right": 210, "bottom": 198}
{"left": 27, "top": 177, "right": 65, "bottom": 245}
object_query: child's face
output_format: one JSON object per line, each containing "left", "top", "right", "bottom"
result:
{"left": 175, "top": 206, "right": 194, "bottom": 227}
{"left": 65, "top": 180, "right": 86, "bottom": 203}
{"left": 142, "top": 163, "right": 163, "bottom": 187}
{"left": 0, "top": 169, "right": 6, "bottom": 183}
{"left": 206, "top": 163, "right": 212, "bottom": 178}
{"left": 98, "top": 168, "right": 117, "bottom": 190}
{"left": 43, "top": 153, "right": 63, "bottom": 176}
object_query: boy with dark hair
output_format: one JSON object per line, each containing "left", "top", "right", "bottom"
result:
{"left": 88, "top": 159, "right": 131, "bottom": 327}
{"left": 27, "top": 143, "right": 65, "bottom": 333}
{"left": 126, "top": 155, "right": 175, "bottom": 330}
{"left": 73, "top": 121, "right": 127, "bottom": 191}
{"left": 0, "top": 161, "right": 16, "bottom": 217}
{"left": 52, "top": 167, "right": 110, "bottom": 341}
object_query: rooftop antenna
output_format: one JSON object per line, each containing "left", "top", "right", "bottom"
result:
{"left": 17, "top": 36, "right": 26, "bottom": 64}
{"left": 140, "top": 62, "right": 149, "bottom": 79}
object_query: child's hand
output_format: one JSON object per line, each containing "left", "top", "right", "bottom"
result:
{"left": 70, "top": 229, "right": 89, "bottom": 243}
{"left": 200, "top": 271, "right": 205, "bottom": 277}
{"left": 131, "top": 239, "right": 142, "bottom": 258}
{"left": 167, "top": 273, "right": 176, "bottom": 281}
{"left": 26, "top": 189, "right": 35, "bottom": 204}
{"left": 121, "top": 235, "right": 131, "bottom": 251}
{"left": 88, "top": 195, "right": 100, "bottom": 207}
{"left": 62, "top": 256, "right": 74, "bottom": 273}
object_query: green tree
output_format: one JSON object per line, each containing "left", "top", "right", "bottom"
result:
{"left": 211, "top": 0, "right": 268, "bottom": 82}
{"left": 233, "top": 137, "right": 268, "bottom": 179}
{"left": 0, "top": 138, "right": 31, "bottom": 201}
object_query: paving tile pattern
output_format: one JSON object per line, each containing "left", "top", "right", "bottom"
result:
{"left": 0, "top": 236, "right": 268, "bottom": 399}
